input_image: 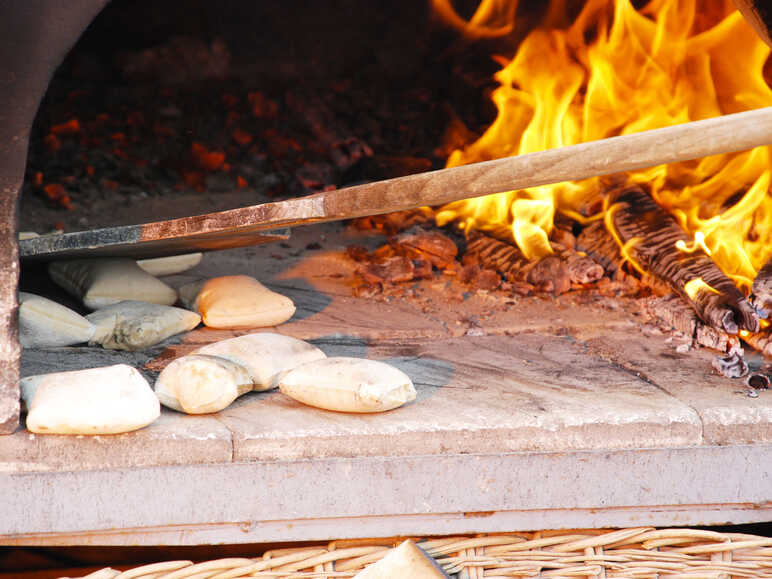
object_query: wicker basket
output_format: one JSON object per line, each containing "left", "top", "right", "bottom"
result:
{"left": 65, "top": 527, "right": 772, "bottom": 579}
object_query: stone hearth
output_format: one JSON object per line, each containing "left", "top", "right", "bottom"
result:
{"left": 2, "top": 223, "right": 771, "bottom": 545}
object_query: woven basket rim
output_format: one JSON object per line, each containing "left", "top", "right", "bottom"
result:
{"left": 62, "top": 526, "right": 772, "bottom": 579}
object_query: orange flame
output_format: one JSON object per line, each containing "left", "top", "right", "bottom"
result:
{"left": 436, "top": 0, "right": 772, "bottom": 288}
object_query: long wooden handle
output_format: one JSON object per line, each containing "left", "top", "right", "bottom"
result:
{"left": 319, "top": 106, "right": 772, "bottom": 220}
{"left": 21, "top": 107, "right": 772, "bottom": 260}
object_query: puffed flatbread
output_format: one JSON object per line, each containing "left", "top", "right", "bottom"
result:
{"left": 137, "top": 253, "right": 203, "bottom": 276}
{"left": 86, "top": 300, "right": 201, "bottom": 350}
{"left": 154, "top": 354, "right": 252, "bottom": 414}
{"left": 18, "top": 292, "right": 95, "bottom": 348}
{"left": 180, "top": 275, "right": 295, "bottom": 329}
{"left": 48, "top": 258, "right": 177, "bottom": 310}
{"left": 22, "top": 364, "right": 160, "bottom": 435}
{"left": 278, "top": 357, "right": 416, "bottom": 413}
{"left": 194, "top": 332, "right": 326, "bottom": 391}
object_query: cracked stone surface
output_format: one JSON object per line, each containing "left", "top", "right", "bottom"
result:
{"left": 574, "top": 325, "right": 772, "bottom": 445}
{"left": 6, "top": 224, "right": 772, "bottom": 473}
{"left": 219, "top": 333, "right": 701, "bottom": 461}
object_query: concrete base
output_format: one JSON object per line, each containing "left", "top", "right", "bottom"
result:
{"left": 2, "top": 445, "right": 770, "bottom": 546}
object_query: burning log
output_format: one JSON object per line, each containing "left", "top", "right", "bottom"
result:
{"left": 465, "top": 231, "right": 603, "bottom": 294}
{"left": 641, "top": 295, "right": 740, "bottom": 353}
{"left": 576, "top": 221, "right": 624, "bottom": 277}
{"left": 465, "top": 231, "right": 529, "bottom": 282}
{"left": 607, "top": 186, "right": 758, "bottom": 334}
{"left": 393, "top": 229, "right": 458, "bottom": 269}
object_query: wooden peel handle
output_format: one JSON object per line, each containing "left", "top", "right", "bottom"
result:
{"left": 21, "top": 107, "right": 772, "bottom": 260}
{"left": 321, "top": 106, "right": 772, "bottom": 221}
{"left": 734, "top": 0, "right": 772, "bottom": 47}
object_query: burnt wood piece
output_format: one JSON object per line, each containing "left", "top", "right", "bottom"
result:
{"left": 526, "top": 256, "right": 571, "bottom": 294}
{"left": 392, "top": 229, "right": 458, "bottom": 269}
{"left": 696, "top": 325, "right": 736, "bottom": 353}
{"left": 608, "top": 186, "right": 758, "bottom": 334}
{"left": 642, "top": 295, "right": 738, "bottom": 353}
{"left": 20, "top": 107, "right": 772, "bottom": 262}
{"left": 643, "top": 295, "right": 698, "bottom": 338}
{"left": 465, "top": 231, "right": 530, "bottom": 284}
{"left": 712, "top": 351, "right": 749, "bottom": 378}
{"left": 360, "top": 255, "right": 416, "bottom": 285}
{"left": 751, "top": 256, "right": 772, "bottom": 316}
{"left": 576, "top": 221, "right": 624, "bottom": 276}
{"left": 465, "top": 231, "right": 601, "bottom": 294}
{"left": 565, "top": 253, "right": 605, "bottom": 284}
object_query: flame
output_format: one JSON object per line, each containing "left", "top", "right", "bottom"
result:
{"left": 430, "top": 0, "right": 518, "bottom": 39}
{"left": 683, "top": 277, "right": 720, "bottom": 300}
{"left": 435, "top": 0, "right": 772, "bottom": 289}
{"left": 675, "top": 231, "right": 711, "bottom": 256}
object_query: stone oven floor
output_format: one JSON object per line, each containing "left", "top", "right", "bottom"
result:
{"left": 2, "top": 223, "right": 771, "bottom": 545}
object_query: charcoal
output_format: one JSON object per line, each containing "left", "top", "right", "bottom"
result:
{"left": 566, "top": 254, "right": 604, "bottom": 284}
{"left": 361, "top": 255, "right": 415, "bottom": 284}
{"left": 576, "top": 220, "right": 622, "bottom": 276}
{"left": 746, "top": 373, "right": 770, "bottom": 390}
{"left": 526, "top": 256, "right": 571, "bottom": 295}
{"left": 393, "top": 229, "right": 458, "bottom": 269}
{"left": 712, "top": 351, "right": 749, "bottom": 378}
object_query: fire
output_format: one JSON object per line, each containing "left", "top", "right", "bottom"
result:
{"left": 435, "top": 0, "right": 772, "bottom": 289}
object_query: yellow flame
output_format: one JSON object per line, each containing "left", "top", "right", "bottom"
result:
{"left": 740, "top": 319, "right": 771, "bottom": 338}
{"left": 603, "top": 201, "right": 647, "bottom": 275}
{"left": 683, "top": 277, "right": 720, "bottom": 300}
{"left": 675, "top": 231, "right": 711, "bottom": 256}
{"left": 436, "top": 0, "right": 772, "bottom": 291}
{"left": 430, "top": 0, "right": 518, "bottom": 39}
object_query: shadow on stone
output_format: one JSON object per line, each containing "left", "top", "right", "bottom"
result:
{"left": 266, "top": 278, "right": 333, "bottom": 322}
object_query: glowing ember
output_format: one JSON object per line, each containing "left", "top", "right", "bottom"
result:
{"left": 435, "top": 0, "right": 772, "bottom": 290}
